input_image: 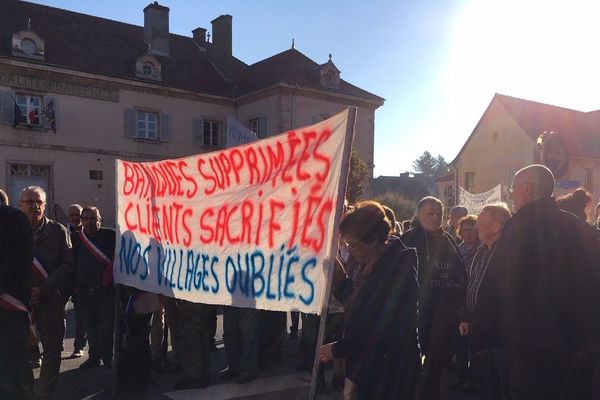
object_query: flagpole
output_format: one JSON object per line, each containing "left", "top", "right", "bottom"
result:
{"left": 308, "top": 107, "right": 357, "bottom": 400}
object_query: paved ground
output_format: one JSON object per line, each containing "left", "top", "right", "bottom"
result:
{"left": 37, "top": 303, "right": 478, "bottom": 400}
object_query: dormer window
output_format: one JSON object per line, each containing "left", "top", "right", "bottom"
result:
{"left": 20, "top": 38, "right": 37, "bottom": 55}
{"left": 142, "top": 62, "right": 154, "bottom": 76}
{"left": 135, "top": 54, "right": 162, "bottom": 81}
{"left": 317, "top": 56, "right": 341, "bottom": 89}
{"left": 11, "top": 29, "right": 45, "bottom": 60}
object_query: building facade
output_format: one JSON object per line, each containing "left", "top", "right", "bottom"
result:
{"left": 0, "top": 0, "right": 383, "bottom": 226}
{"left": 451, "top": 93, "right": 600, "bottom": 220}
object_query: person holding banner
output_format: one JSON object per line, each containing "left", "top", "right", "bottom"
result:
{"left": 319, "top": 201, "right": 421, "bottom": 400}
{"left": 0, "top": 203, "right": 35, "bottom": 400}
{"left": 19, "top": 186, "right": 74, "bottom": 400}
{"left": 72, "top": 206, "right": 115, "bottom": 370}
{"left": 401, "top": 196, "right": 465, "bottom": 400}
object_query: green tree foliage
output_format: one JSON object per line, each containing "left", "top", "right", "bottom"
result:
{"left": 372, "top": 191, "right": 417, "bottom": 222}
{"left": 412, "top": 151, "right": 449, "bottom": 177}
{"left": 347, "top": 150, "right": 369, "bottom": 204}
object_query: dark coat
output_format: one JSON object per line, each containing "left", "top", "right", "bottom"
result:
{"left": 0, "top": 205, "right": 33, "bottom": 311}
{"left": 474, "top": 197, "right": 600, "bottom": 354}
{"left": 401, "top": 222, "right": 465, "bottom": 321}
{"left": 33, "top": 216, "right": 74, "bottom": 298}
{"left": 332, "top": 237, "right": 421, "bottom": 399}
{"left": 72, "top": 227, "right": 116, "bottom": 289}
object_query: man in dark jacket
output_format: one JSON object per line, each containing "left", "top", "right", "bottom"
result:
{"left": 401, "top": 196, "right": 466, "bottom": 400}
{"left": 475, "top": 164, "right": 600, "bottom": 400}
{"left": 20, "top": 186, "right": 73, "bottom": 400}
{"left": 72, "top": 206, "right": 115, "bottom": 369}
{"left": 0, "top": 203, "right": 34, "bottom": 400}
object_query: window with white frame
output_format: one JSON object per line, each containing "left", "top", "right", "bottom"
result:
{"left": 203, "top": 120, "right": 221, "bottom": 147}
{"left": 15, "top": 94, "right": 42, "bottom": 126}
{"left": 136, "top": 110, "right": 158, "bottom": 140}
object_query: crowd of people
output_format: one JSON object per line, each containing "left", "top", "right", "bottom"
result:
{"left": 2, "top": 163, "right": 600, "bottom": 400}
{"left": 319, "top": 164, "right": 600, "bottom": 400}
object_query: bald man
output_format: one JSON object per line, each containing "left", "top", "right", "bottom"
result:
{"left": 475, "top": 165, "right": 600, "bottom": 400}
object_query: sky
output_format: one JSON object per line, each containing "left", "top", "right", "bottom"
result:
{"left": 28, "top": 0, "right": 600, "bottom": 177}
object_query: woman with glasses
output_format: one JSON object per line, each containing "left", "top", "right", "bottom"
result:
{"left": 319, "top": 200, "right": 421, "bottom": 399}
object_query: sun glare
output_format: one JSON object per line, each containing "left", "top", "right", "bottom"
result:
{"left": 448, "top": 0, "right": 600, "bottom": 111}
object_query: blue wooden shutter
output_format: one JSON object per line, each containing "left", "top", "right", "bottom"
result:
{"left": 0, "top": 90, "right": 14, "bottom": 125}
{"left": 125, "top": 108, "right": 136, "bottom": 139}
{"left": 160, "top": 113, "right": 172, "bottom": 142}
{"left": 193, "top": 118, "right": 203, "bottom": 146}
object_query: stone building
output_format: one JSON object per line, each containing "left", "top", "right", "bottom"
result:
{"left": 0, "top": 0, "right": 383, "bottom": 225}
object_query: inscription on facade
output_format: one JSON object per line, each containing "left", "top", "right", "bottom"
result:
{"left": 0, "top": 71, "right": 119, "bottom": 102}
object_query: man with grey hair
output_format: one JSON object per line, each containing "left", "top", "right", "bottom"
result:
{"left": 459, "top": 203, "right": 511, "bottom": 399}
{"left": 67, "top": 204, "right": 83, "bottom": 234}
{"left": 19, "top": 186, "right": 73, "bottom": 400}
{"left": 476, "top": 165, "right": 600, "bottom": 399}
{"left": 402, "top": 196, "right": 465, "bottom": 400}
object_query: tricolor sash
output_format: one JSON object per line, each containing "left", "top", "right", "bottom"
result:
{"left": 32, "top": 256, "right": 49, "bottom": 281}
{"left": 0, "top": 293, "right": 28, "bottom": 312}
{"left": 79, "top": 230, "right": 112, "bottom": 268}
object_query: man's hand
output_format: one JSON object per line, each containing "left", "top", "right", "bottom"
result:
{"left": 319, "top": 342, "right": 335, "bottom": 363}
{"left": 458, "top": 322, "right": 470, "bottom": 336}
{"left": 31, "top": 286, "right": 42, "bottom": 303}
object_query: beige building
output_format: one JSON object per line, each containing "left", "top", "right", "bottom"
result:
{"left": 450, "top": 93, "right": 600, "bottom": 219}
{"left": 0, "top": 0, "right": 383, "bottom": 226}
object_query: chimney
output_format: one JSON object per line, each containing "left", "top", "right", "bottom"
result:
{"left": 143, "top": 2, "right": 170, "bottom": 56}
{"left": 211, "top": 15, "right": 232, "bottom": 60}
{"left": 192, "top": 27, "right": 207, "bottom": 46}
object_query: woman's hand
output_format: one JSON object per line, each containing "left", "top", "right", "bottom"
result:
{"left": 319, "top": 342, "right": 336, "bottom": 363}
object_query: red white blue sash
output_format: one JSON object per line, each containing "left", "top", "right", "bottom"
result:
{"left": 79, "top": 230, "right": 112, "bottom": 268}
{"left": 0, "top": 293, "right": 28, "bottom": 312}
{"left": 32, "top": 256, "right": 49, "bottom": 281}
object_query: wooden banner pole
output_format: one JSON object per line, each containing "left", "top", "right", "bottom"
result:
{"left": 308, "top": 106, "right": 357, "bottom": 400}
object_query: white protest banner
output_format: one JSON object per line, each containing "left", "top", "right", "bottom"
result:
{"left": 114, "top": 109, "right": 354, "bottom": 314}
{"left": 458, "top": 184, "right": 502, "bottom": 215}
{"left": 226, "top": 115, "right": 258, "bottom": 148}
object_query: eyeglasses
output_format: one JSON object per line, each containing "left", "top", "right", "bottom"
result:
{"left": 508, "top": 182, "right": 530, "bottom": 194}
{"left": 343, "top": 239, "right": 361, "bottom": 249}
{"left": 20, "top": 199, "right": 45, "bottom": 206}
